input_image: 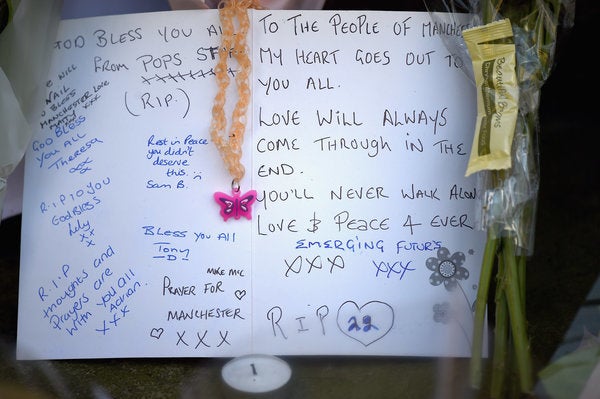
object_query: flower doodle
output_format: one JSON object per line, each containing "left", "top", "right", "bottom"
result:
{"left": 427, "top": 247, "right": 476, "bottom": 350}
{"left": 426, "top": 247, "right": 469, "bottom": 292}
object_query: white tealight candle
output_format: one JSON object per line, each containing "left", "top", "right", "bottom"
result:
{"left": 221, "top": 354, "right": 292, "bottom": 396}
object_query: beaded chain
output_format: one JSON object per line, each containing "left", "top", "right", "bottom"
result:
{"left": 210, "top": 0, "right": 263, "bottom": 221}
{"left": 210, "top": 0, "right": 263, "bottom": 184}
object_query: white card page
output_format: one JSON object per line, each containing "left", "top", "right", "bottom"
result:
{"left": 16, "top": 9, "right": 486, "bottom": 360}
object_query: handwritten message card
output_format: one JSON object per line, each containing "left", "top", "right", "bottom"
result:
{"left": 16, "top": 9, "right": 487, "bottom": 360}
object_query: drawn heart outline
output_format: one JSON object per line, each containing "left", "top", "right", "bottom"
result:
{"left": 150, "top": 327, "right": 164, "bottom": 339}
{"left": 234, "top": 289, "right": 246, "bottom": 300}
{"left": 336, "top": 300, "right": 394, "bottom": 346}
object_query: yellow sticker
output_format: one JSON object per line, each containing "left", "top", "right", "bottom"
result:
{"left": 463, "top": 19, "right": 519, "bottom": 176}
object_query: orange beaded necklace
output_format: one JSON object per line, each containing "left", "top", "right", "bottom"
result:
{"left": 211, "top": 0, "right": 263, "bottom": 221}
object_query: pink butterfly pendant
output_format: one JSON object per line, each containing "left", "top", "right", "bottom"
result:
{"left": 214, "top": 189, "right": 257, "bottom": 221}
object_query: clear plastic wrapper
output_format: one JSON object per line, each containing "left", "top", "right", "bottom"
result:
{"left": 420, "top": 1, "right": 576, "bottom": 396}
{"left": 423, "top": 0, "right": 575, "bottom": 255}
{"left": 0, "top": 0, "right": 63, "bottom": 221}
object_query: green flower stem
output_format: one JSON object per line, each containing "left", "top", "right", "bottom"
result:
{"left": 491, "top": 253, "right": 508, "bottom": 398}
{"left": 481, "top": 0, "right": 498, "bottom": 26}
{"left": 470, "top": 232, "right": 499, "bottom": 388}
{"left": 502, "top": 236, "right": 534, "bottom": 393}
{"left": 518, "top": 255, "right": 527, "bottom": 314}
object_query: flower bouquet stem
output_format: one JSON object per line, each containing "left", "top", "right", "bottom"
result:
{"left": 470, "top": 232, "right": 498, "bottom": 388}
{"left": 470, "top": 204, "right": 535, "bottom": 395}
{"left": 491, "top": 249, "right": 508, "bottom": 396}
{"left": 502, "top": 235, "right": 533, "bottom": 392}
{"left": 461, "top": 0, "right": 574, "bottom": 396}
